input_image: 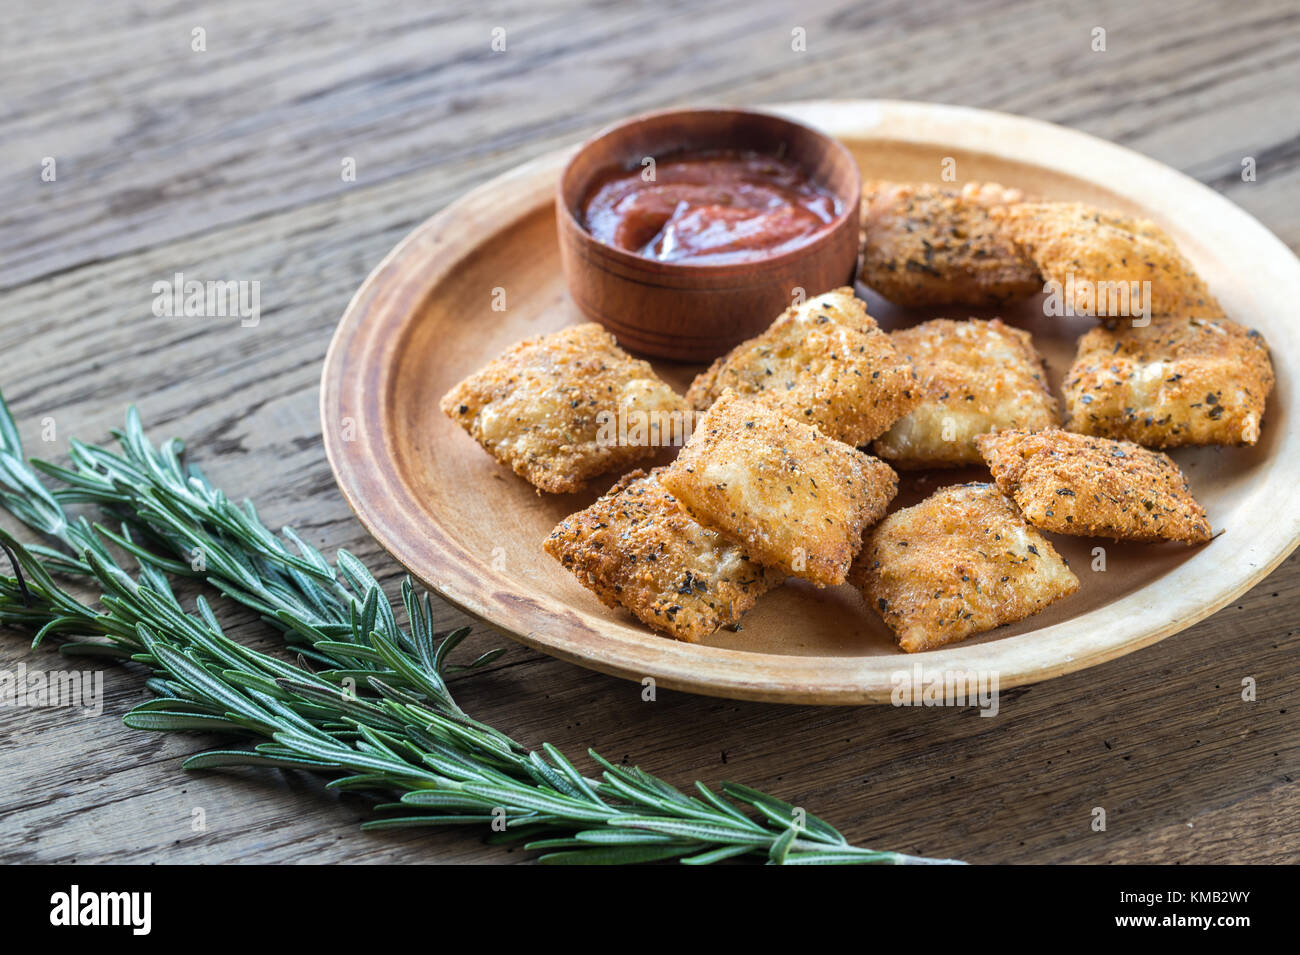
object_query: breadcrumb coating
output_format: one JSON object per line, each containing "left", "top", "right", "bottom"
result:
{"left": 853, "top": 483, "right": 1079, "bottom": 653}
{"left": 976, "top": 428, "right": 1211, "bottom": 543}
{"left": 660, "top": 390, "right": 898, "bottom": 587}
{"left": 994, "top": 202, "right": 1222, "bottom": 322}
{"left": 440, "top": 323, "right": 690, "bottom": 493}
{"left": 858, "top": 181, "right": 1042, "bottom": 306}
{"left": 873, "top": 318, "right": 1060, "bottom": 468}
{"left": 1062, "top": 315, "right": 1274, "bottom": 447}
{"left": 685, "top": 287, "right": 918, "bottom": 446}
{"left": 544, "top": 469, "right": 780, "bottom": 641}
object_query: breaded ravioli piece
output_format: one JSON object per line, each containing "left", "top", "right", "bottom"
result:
{"left": 872, "top": 318, "right": 1060, "bottom": 468}
{"left": 858, "top": 181, "right": 1042, "bottom": 307}
{"left": 853, "top": 483, "right": 1079, "bottom": 653}
{"left": 1063, "top": 315, "right": 1274, "bottom": 447}
{"left": 440, "top": 323, "right": 690, "bottom": 493}
{"left": 659, "top": 390, "right": 898, "bottom": 586}
{"left": 993, "top": 202, "right": 1222, "bottom": 323}
{"left": 976, "top": 429, "right": 1211, "bottom": 543}
{"left": 685, "top": 287, "right": 918, "bottom": 446}
{"left": 544, "top": 469, "right": 780, "bottom": 641}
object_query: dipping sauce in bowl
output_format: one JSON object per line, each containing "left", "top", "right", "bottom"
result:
{"left": 557, "top": 107, "right": 861, "bottom": 360}
{"left": 581, "top": 151, "right": 842, "bottom": 265}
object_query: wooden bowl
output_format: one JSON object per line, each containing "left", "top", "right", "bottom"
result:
{"left": 556, "top": 107, "right": 862, "bottom": 360}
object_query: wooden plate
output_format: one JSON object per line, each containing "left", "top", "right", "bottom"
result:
{"left": 321, "top": 100, "right": 1300, "bottom": 704}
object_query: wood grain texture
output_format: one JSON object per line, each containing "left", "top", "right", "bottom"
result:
{"left": 1, "top": 0, "right": 1298, "bottom": 864}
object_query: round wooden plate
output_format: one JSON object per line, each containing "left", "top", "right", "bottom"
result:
{"left": 321, "top": 100, "right": 1300, "bottom": 704}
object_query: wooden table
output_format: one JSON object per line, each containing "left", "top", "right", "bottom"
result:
{"left": 2, "top": 0, "right": 1297, "bottom": 864}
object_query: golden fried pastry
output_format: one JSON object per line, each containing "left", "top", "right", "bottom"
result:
{"left": 853, "top": 483, "right": 1079, "bottom": 652}
{"left": 858, "top": 181, "right": 1042, "bottom": 306}
{"left": 659, "top": 390, "right": 897, "bottom": 586}
{"left": 685, "top": 287, "right": 918, "bottom": 446}
{"left": 976, "top": 428, "right": 1211, "bottom": 543}
{"left": 1063, "top": 315, "right": 1273, "bottom": 447}
{"left": 440, "top": 323, "right": 690, "bottom": 493}
{"left": 994, "top": 202, "right": 1222, "bottom": 323}
{"left": 544, "top": 469, "right": 780, "bottom": 641}
{"left": 872, "top": 318, "right": 1059, "bottom": 468}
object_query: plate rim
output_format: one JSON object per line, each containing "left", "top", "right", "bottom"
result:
{"left": 321, "top": 99, "right": 1300, "bottom": 704}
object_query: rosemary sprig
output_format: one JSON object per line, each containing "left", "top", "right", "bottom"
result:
{"left": 0, "top": 392, "right": 961, "bottom": 865}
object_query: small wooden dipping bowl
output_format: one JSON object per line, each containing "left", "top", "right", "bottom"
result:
{"left": 556, "top": 108, "right": 862, "bottom": 361}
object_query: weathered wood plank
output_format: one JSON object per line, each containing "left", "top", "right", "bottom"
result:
{"left": 4, "top": 0, "right": 1300, "bottom": 288}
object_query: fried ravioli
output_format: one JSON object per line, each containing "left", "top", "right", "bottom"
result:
{"left": 858, "top": 181, "right": 1042, "bottom": 306}
{"left": 1062, "top": 315, "right": 1274, "bottom": 447}
{"left": 993, "top": 202, "right": 1222, "bottom": 322}
{"left": 872, "top": 318, "right": 1059, "bottom": 468}
{"left": 440, "top": 323, "right": 690, "bottom": 493}
{"left": 976, "top": 429, "right": 1211, "bottom": 543}
{"left": 544, "top": 469, "right": 780, "bottom": 641}
{"left": 853, "top": 483, "right": 1079, "bottom": 652}
{"left": 685, "top": 287, "right": 918, "bottom": 446}
{"left": 659, "top": 390, "right": 898, "bottom": 586}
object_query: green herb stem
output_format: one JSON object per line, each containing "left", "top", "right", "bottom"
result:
{"left": 0, "top": 391, "right": 961, "bottom": 865}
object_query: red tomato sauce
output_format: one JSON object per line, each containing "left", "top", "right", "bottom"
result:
{"left": 581, "top": 151, "right": 840, "bottom": 265}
